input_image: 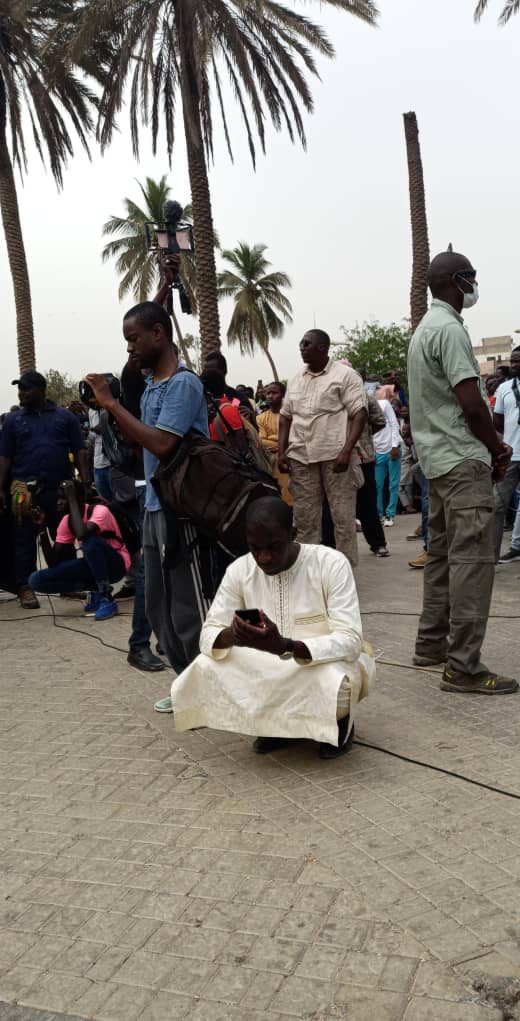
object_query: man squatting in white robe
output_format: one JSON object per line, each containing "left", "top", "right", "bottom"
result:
{"left": 172, "top": 497, "right": 375, "bottom": 759}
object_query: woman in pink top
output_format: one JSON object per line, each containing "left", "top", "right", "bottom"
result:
{"left": 28, "top": 479, "right": 130, "bottom": 621}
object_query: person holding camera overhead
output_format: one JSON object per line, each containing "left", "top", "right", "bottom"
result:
{"left": 0, "top": 371, "right": 90, "bottom": 609}
{"left": 84, "top": 297, "right": 211, "bottom": 714}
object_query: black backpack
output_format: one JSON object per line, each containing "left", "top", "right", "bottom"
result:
{"left": 152, "top": 431, "right": 280, "bottom": 557}
{"left": 87, "top": 500, "right": 141, "bottom": 556}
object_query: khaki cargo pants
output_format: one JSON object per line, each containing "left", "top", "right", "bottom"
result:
{"left": 289, "top": 458, "right": 363, "bottom": 567}
{"left": 415, "top": 459, "right": 495, "bottom": 676}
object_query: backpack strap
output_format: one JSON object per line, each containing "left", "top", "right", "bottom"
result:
{"left": 86, "top": 501, "right": 123, "bottom": 548}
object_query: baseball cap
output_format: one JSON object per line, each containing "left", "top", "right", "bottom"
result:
{"left": 11, "top": 371, "right": 47, "bottom": 390}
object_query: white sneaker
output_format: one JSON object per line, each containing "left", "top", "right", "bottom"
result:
{"left": 383, "top": 517, "right": 394, "bottom": 527}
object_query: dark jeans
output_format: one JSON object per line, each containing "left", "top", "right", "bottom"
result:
{"left": 129, "top": 486, "right": 153, "bottom": 651}
{"left": 356, "top": 462, "right": 386, "bottom": 552}
{"left": 15, "top": 487, "right": 60, "bottom": 588}
{"left": 94, "top": 466, "right": 113, "bottom": 502}
{"left": 29, "top": 535, "right": 126, "bottom": 596}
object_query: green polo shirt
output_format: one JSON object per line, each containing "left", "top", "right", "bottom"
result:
{"left": 407, "top": 299, "right": 491, "bottom": 479}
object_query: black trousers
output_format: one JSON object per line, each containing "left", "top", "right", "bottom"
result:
{"left": 356, "top": 462, "right": 386, "bottom": 552}
{"left": 15, "top": 487, "right": 60, "bottom": 588}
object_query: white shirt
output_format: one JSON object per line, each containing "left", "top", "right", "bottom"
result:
{"left": 88, "top": 409, "right": 110, "bottom": 469}
{"left": 372, "top": 400, "right": 401, "bottom": 455}
{"left": 171, "top": 544, "right": 375, "bottom": 746}
{"left": 494, "top": 379, "right": 520, "bottom": 461}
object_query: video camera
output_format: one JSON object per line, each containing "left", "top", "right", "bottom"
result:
{"left": 145, "top": 200, "right": 194, "bottom": 315}
{"left": 79, "top": 373, "right": 121, "bottom": 407}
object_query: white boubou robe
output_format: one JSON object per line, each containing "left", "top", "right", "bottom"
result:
{"left": 171, "top": 544, "right": 376, "bottom": 747}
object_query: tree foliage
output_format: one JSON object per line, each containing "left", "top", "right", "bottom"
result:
{"left": 0, "top": 0, "right": 116, "bottom": 372}
{"left": 474, "top": 0, "right": 520, "bottom": 23}
{"left": 334, "top": 320, "right": 412, "bottom": 383}
{"left": 218, "top": 242, "right": 292, "bottom": 380}
{"left": 101, "top": 176, "right": 199, "bottom": 304}
{"left": 73, "top": 0, "right": 378, "bottom": 361}
{"left": 45, "top": 368, "right": 80, "bottom": 406}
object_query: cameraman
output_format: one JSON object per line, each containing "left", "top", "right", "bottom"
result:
{"left": 85, "top": 299, "right": 211, "bottom": 712}
{"left": 0, "top": 372, "right": 89, "bottom": 609}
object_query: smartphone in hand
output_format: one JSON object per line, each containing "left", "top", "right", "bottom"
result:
{"left": 235, "top": 609, "right": 261, "bottom": 626}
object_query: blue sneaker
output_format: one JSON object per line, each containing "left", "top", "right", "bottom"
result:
{"left": 94, "top": 598, "right": 118, "bottom": 621}
{"left": 154, "top": 696, "right": 173, "bottom": 713}
{"left": 84, "top": 591, "right": 103, "bottom": 616}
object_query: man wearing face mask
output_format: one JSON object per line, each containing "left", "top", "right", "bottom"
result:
{"left": 407, "top": 248, "right": 517, "bottom": 696}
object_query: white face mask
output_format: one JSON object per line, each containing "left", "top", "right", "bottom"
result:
{"left": 456, "top": 278, "right": 479, "bottom": 309}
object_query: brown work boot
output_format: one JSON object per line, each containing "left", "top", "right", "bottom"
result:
{"left": 18, "top": 585, "right": 40, "bottom": 610}
{"left": 441, "top": 667, "right": 519, "bottom": 696}
{"left": 409, "top": 550, "right": 428, "bottom": 569}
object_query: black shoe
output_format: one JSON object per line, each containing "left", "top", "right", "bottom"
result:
{"left": 127, "top": 647, "right": 165, "bottom": 673}
{"left": 498, "top": 548, "right": 520, "bottom": 565}
{"left": 252, "top": 736, "right": 292, "bottom": 755}
{"left": 117, "top": 582, "right": 137, "bottom": 599}
{"left": 319, "top": 719, "right": 355, "bottom": 760}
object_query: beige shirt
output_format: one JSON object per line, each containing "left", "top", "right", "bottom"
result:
{"left": 280, "top": 359, "right": 367, "bottom": 464}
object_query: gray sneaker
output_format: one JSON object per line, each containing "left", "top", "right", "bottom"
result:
{"left": 498, "top": 548, "right": 520, "bottom": 565}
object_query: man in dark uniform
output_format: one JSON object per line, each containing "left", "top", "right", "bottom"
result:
{"left": 0, "top": 371, "right": 89, "bottom": 608}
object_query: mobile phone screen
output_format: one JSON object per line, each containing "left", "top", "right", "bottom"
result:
{"left": 235, "top": 609, "right": 261, "bottom": 626}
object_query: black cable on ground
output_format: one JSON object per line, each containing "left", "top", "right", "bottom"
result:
{"left": 2, "top": 597, "right": 518, "bottom": 798}
{"left": 353, "top": 739, "right": 520, "bottom": 802}
{"left": 360, "top": 610, "right": 520, "bottom": 619}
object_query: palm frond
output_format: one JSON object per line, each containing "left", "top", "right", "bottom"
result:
{"left": 474, "top": 0, "right": 520, "bottom": 20}
{"left": 71, "top": 0, "right": 378, "bottom": 168}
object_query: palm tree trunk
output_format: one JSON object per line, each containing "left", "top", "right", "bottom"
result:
{"left": 0, "top": 84, "right": 35, "bottom": 374}
{"left": 403, "top": 112, "right": 430, "bottom": 332}
{"left": 176, "top": 4, "right": 221, "bottom": 364}
{"left": 170, "top": 305, "right": 194, "bottom": 370}
{"left": 262, "top": 345, "right": 279, "bottom": 382}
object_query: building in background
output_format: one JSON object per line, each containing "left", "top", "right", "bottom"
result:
{"left": 473, "top": 336, "right": 514, "bottom": 376}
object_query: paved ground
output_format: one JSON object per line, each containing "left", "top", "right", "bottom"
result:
{"left": 1, "top": 517, "right": 520, "bottom": 1021}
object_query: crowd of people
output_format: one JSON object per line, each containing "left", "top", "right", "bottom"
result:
{"left": 1, "top": 246, "right": 519, "bottom": 759}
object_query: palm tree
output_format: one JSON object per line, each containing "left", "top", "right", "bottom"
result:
{"left": 0, "top": 1, "right": 104, "bottom": 373}
{"left": 72, "top": 0, "right": 378, "bottom": 364}
{"left": 218, "top": 242, "right": 292, "bottom": 380}
{"left": 102, "top": 175, "right": 172, "bottom": 303}
{"left": 101, "top": 175, "right": 210, "bottom": 367}
{"left": 474, "top": 0, "right": 520, "bottom": 22}
{"left": 403, "top": 112, "right": 430, "bottom": 332}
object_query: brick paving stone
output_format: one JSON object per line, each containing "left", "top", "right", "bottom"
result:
{"left": 136, "top": 990, "right": 194, "bottom": 1019}
{"left": 337, "top": 950, "right": 387, "bottom": 987}
{"left": 271, "top": 975, "right": 338, "bottom": 1016}
{"left": 22, "top": 971, "right": 93, "bottom": 1013}
{"left": 295, "top": 944, "right": 346, "bottom": 981}
{"left": 96, "top": 983, "right": 154, "bottom": 1020}
{"left": 334, "top": 984, "right": 408, "bottom": 1020}
{"left": 403, "top": 999, "right": 503, "bottom": 1020}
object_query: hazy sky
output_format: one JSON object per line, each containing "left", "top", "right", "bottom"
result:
{"left": 1, "top": 0, "right": 520, "bottom": 412}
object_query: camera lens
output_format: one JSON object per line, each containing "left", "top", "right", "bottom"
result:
{"left": 79, "top": 380, "right": 93, "bottom": 404}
